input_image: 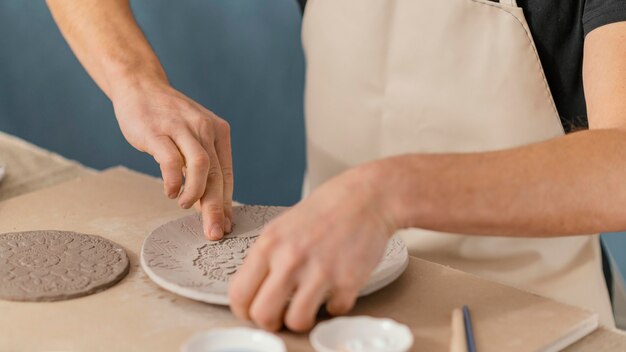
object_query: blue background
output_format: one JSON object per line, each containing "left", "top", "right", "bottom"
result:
{"left": 1, "top": 1, "right": 625, "bottom": 282}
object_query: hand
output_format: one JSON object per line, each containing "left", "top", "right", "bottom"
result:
{"left": 111, "top": 79, "right": 233, "bottom": 239}
{"left": 229, "top": 162, "right": 398, "bottom": 331}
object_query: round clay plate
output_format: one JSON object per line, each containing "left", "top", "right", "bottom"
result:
{"left": 0, "top": 230, "right": 129, "bottom": 302}
{"left": 141, "top": 205, "right": 409, "bottom": 305}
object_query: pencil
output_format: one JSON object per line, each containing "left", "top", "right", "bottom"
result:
{"left": 463, "top": 305, "right": 477, "bottom": 352}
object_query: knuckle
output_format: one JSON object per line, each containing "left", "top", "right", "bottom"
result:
{"left": 281, "top": 250, "right": 304, "bottom": 273}
{"left": 334, "top": 275, "right": 362, "bottom": 292}
{"left": 180, "top": 196, "right": 200, "bottom": 206}
{"left": 198, "top": 118, "right": 214, "bottom": 134}
{"left": 221, "top": 166, "right": 234, "bottom": 180}
{"left": 285, "top": 314, "right": 312, "bottom": 332}
{"left": 203, "top": 202, "right": 224, "bottom": 215}
{"left": 159, "top": 153, "right": 182, "bottom": 166}
{"left": 216, "top": 118, "right": 231, "bottom": 134}
{"left": 160, "top": 118, "right": 182, "bottom": 132}
{"left": 261, "top": 224, "right": 280, "bottom": 242}
{"left": 157, "top": 117, "right": 179, "bottom": 131}
{"left": 279, "top": 240, "right": 306, "bottom": 261}
{"left": 328, "top": 299, "right": 353, "bottom": 316}
{"left": 143, "top": 125, "right": 161, "bottom": 137}
{"left": 181, "top": 186, "right": 204, "bottom": 202}
{"left": 188, "top": 153, "right": 210, "bottom": 168}
{"left": 254, "top": 232, "right": 280, "bottom": 256}
{"left": 310, "top": 261, "right": 333, "bottom": 281}
{"left": 254, "top": 237, "right": 275, "bottom": 256}
{"left": 250, "top": 306, "right": 279, "bottom": 331}
{"left": 326, "top": 287, "right": 358, "bottom": 316}
{"left": 163, "top": 179, "right": 181, "bottom": 188}
{"left": 207, "top": 166, "right": 223, "bottom": 180}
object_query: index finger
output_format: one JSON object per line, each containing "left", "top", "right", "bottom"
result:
{"left": 200, "top": 148, "right": 225, "bottom": 240}
{"left": 214, "top": 120, "right": 233, "bottom": 232}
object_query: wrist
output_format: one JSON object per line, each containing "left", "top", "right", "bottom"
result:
{"left": 105, "top": 58, "right": 169, "bottom": 102}
{"left": 363, "top": 155, "right": 431, "bottom": 232}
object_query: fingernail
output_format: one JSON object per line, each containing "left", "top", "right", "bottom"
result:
{"left": 209, "top": 224, "right": 223, "bottom": 240}
{"left": 224, "top": 217, "right": 232, "bottom": 233}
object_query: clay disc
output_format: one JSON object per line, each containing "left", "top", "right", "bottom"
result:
{"left": 0, "top": 230, "right": 129, "bottom": 302}
{"left": 141, "top": 205, "right": 408, "bottom": 305}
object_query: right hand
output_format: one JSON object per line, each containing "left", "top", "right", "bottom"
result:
{"left": 111, "top": 79, "right": 233, "bottom": 240}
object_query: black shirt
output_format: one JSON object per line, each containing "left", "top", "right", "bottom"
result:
{"left": 297, "top": 0, "right": 626, "bottom": 133}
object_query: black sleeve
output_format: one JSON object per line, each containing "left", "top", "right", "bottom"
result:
{"left": 583, "top": 0, "right": 626, "bottom": 36}
{"left": 297, "top": 0, "right": 306, "bottom": 13}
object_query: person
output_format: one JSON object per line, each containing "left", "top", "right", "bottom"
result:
{"left": 46, "top": 0, "right": 626, "bottom": 332}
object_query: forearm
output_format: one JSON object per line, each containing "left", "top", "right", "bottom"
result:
{"left": 46, "top": 0, "right": 167, "bottom": 99}
{"left": 376, "top": 128, "right": 626, "bottom": 237}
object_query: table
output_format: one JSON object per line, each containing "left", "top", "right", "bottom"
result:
{"left": 1, "top": 131, "right": 625, "bottom": 351}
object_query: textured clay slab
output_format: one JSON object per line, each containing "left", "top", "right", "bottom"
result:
{"left": 0, "top": 231, "right": 129, "bottom": 302}
{"left": 141, "top": 205, "right": 409, "bottom": 305}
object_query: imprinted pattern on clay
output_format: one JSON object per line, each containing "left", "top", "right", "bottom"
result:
{"left": 238, "top": 205, "right": 283, "bottom": 226}
{"left": 189, "top": 205, "right": 279, "bottom": 282}
{"left": 0, "top": 231, "right": 129, "bottom": 302}
{"left": 382, "top": 236, "right": 404, "bottom": 262}
{"left": 192, "top": 236, "right": 259, "bottom": 282}
{"left": 190, "top": 234, "right": 403, "bottom": 283}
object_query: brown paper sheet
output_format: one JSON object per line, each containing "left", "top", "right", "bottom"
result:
{"left": 0, "top": 167, "right": 599, "bottom": 351}
{"left": 0, "top": 131, "right": 92, "bottom": 202}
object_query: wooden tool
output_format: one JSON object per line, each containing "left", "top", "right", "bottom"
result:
{"left": 450, "top": 308, "right": 468, "bottom": 352}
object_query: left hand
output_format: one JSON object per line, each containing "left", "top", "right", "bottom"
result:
{"left": 228, "top": 162, "right": 398, "bottom": 331}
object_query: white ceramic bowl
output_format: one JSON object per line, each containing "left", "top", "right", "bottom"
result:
{"left": 310, "top": 316, "right": 414, "bottom": 352}
{"left": 181, "top": 327, "right": 286, "bottom": 352}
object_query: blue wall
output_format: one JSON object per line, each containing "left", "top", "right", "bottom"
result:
{"left": 603, "top": 233, "right": 626, "bottom": 277}
{"left": 0, "top": 0, "right": 306, "bottom": 206}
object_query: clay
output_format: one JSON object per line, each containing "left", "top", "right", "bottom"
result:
{"left": 141, "top": 205, "right": 408, "bottom": 305}
{"left": 193, "top": 236, "right": 259, "bottom": 282}
{"left": 0, "top": 230, "right": 129, "bottom": 302}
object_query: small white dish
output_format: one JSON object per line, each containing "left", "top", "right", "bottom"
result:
{"left": 180, "top": 327, "right": 286, "bottom": 352}
{"left": 310, "top": 316, "right": 413, "bottom": 352}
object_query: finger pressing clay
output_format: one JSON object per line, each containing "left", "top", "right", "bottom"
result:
{"left": 0, "top": 230, "right": 129, "bottom": 302}
{"left": 141, "top": 205, "right": 286, "bottom": 305}
{"left": 141, "top": 205, "right": 408, "bottom": 306}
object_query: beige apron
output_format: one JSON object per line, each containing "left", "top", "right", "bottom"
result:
{"left": 301, "top": 0, "right": 615, "bottom": 326}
